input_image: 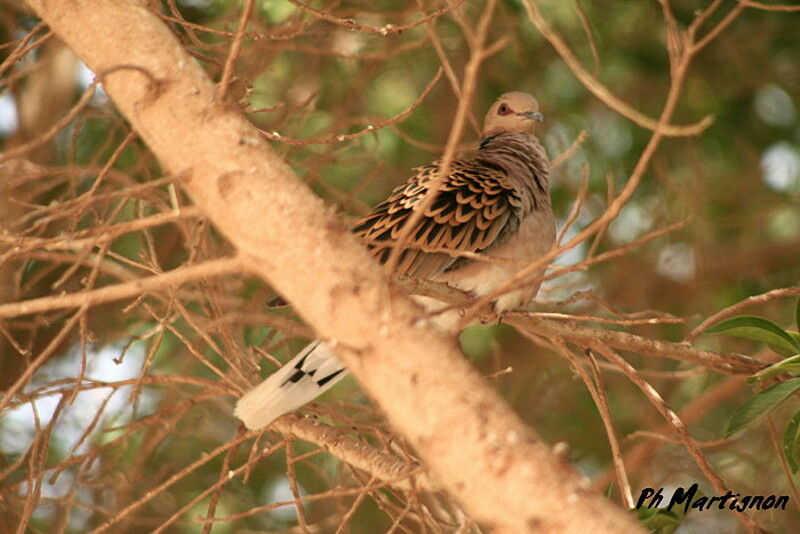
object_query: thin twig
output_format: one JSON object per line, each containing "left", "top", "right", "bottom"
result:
{"left": 767, "top": 415, "right": 800, "bottom": 512}
{"left": 418, "top": 0, "right": 481, "bottom": 134}
{"left": 550, "top": 130, "right": 589, "bottom": 169}
{"left": 739, "top": 0, "right": 800, "bottom": 12}
{"left": 591, "top": 344, "right": 763, "bottom": 534}
{"left": 546, "top": 337, "right": 633, "bottom": 508}
{"left": 287, "top": 0, "right": 467, "bottom": 35}
{"left": 217, "top": 0, "right": 255, "bottom": 102}
{"left": 464, "top": 1, "right": 701, "bottom": 319}
{"left": 261, "top": 69, "right": 442, "bottom": 145}
{"left": 508, "top": 315, "right": 764, "bottom": 376}
{"left": 686, "top": 286, "right": 800, "bottom": 342}
{"left": 386, "top": 0, "right": 498, "bottom": 274}
{"left": 0, "top": 256, "right": 241, "bottom": 319}
{"left": 523, "top": 0, "right": 713, "bottom": 137}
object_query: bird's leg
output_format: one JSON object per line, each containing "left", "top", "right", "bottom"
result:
{"left": 477, "top": 300, "right": 502, "bottom": 325}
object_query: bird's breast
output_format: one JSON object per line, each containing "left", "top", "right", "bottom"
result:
{"left": 432, "top": 207, "right": 556, "bottom": 318}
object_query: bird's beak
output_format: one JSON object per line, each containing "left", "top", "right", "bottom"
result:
{"left": 520, "top": 111, "right": 544, "bottom": 122}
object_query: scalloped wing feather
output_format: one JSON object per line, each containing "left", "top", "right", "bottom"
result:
{"left": 353, "top": 159, "right": 524, "bottom": 278}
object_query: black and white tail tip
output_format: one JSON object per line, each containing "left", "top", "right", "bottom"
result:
{"left": 234, "top": 341, "right": 348, "bottom": 430}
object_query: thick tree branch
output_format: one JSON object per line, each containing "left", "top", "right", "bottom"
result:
{"left": 25, "top": 1, "right": 642, "bottom": 532}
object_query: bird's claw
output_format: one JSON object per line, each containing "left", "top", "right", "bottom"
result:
{"left": 478, "top": 303, "right": 503, "bottom": 325}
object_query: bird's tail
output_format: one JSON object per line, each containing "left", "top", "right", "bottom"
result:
{"left": 234, "top": 341, "right": 347, "bottom": 430}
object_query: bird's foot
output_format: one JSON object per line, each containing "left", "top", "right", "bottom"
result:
{"left": 478, "top": 302, "right": 503, "bottom": 325}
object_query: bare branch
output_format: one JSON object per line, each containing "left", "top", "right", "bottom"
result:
{"left": 686, "top": 286, "right": 800, "bottom": 343}
{"left": 261, "top": 68, "right": 443, "bottom": 145}
{"left": 287, "top": 0, "right": 467, "bottom": 35}
{"left": 217, "top": 0, "right": 255, "bottom": 102}
{"left": 523, "top": 0, "right": 713, "bottom": 137}
{"left": 24, "top": 1, "right": 642, "bottom": 532}
{"left": 0, "top": 257, "right": 241, "bottom": 319}
{"left": 591, "top": 343, "right": 762, "bottom": 533}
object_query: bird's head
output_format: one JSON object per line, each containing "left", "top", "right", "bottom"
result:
{"left": 481, "top": 92, "right": 544, "bottom": 137}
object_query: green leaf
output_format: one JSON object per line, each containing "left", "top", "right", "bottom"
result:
{"left": 767, "top": 343, "right": 800, "bottom": 358}
{"left": 750, "top": 354, "right": 800, "bottom": 383}
{"left": 794, "top": 299, "right": 800, "bottom": 331}
{"left": 783, "top": 410, "right": 800, "bottom": 473}
{"left": 726, "top": 378, "right": 800, "bottom": 437}
{"left": 705, "top": 316, "right": 800, "bottom": 354}
{"left": 796, "top": 298, "right": 800, "bottom": 332}
{"left": 791, "top": 332, "right": 800, "bottom": 347}
{"left": 634, "top": 507, "right": 683, "bottom": 534}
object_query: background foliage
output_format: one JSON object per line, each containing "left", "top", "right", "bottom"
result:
{"left": 0, "top": 0, "right": 799, "bottom": 532}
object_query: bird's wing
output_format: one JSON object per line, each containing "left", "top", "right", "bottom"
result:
{"left": 352, "top": 158, "right": 526, "bottom": 278}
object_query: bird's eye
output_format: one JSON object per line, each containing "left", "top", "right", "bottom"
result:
{"left": 498, "top": 103, "right": 513, "bottom": 116}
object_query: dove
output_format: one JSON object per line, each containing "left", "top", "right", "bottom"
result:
{"left": 235, "top": 92, "right": 555, "bottom": 430}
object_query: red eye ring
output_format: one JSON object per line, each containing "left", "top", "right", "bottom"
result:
{"left": 498, "top": 103, "right": 513, "bottom": 116}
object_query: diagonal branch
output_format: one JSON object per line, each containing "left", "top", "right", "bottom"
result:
{"left": 523, "top": 0, "right": 713, "bottom": 137}
{"left": 23, "top": 1, "right": 643, "bottom": 532}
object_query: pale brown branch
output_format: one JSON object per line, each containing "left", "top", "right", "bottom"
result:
{"left": 0, "top": 23, "right": 52, "bottom": 81}
{"left": 419, "top": 1, "right": 481, "bottom": 134}
{"left": 656, "top": 0, "right": 682, "bottom": 73}
{"left": 525, "top": 311, "right": 682, "bottom": 327}
{"left": 286, "top": 0, "right": 467, "bottom": 35}
{"left": 768, "top": 416, "right": 800, "bottom": 512}
{"left": 586, "top": 350, "right": 634, "bottom": 508}
{"left": 523, "top": 0, "right": 713, "bottom": 137}
{"left": 93, "top": 432, "right": 284, "bottom": 533}
{"left": 388, "top": 125, "right": 473, "bottom": 152}
{"left": 598, "top": 362, "right": 704, "bottom": 379}
{"left": 625, "top": 430, "right": 732, "bottom": 448}
{"left": 261, "top": 68, "right": 443, "bottom": 145}
{"left": 201, "top": 429, "right": 242, "bottom": 534}
{"left": 279, "top": 415, "right": 434, "bottom": 491}
{"left": 692, "top": 3, "right": 746, "bottom": 53}
{"left": 740, "top": 0, "right": 800, "bottom": 11}
{"left": 0, "top": 207, "right": 203, "bottom": 256}
{"left": 0, "top": 257, "right": 240, "bottom": 319}
{"left": 464, "top": 2, "right": 699, "bottom": 318}
{"left": 217, "top": 0, "right": 255, "bottom": 102}
{"left": 686, "top": 286, "right": 800, "bottom": 343}
{"left": 22, "top": 250, "right": 137, "bottom": 282}
{"left": 555, "top": 164, "right": 590, "bottom": 244}
{"left": 386, "top": 0, "right": 497, "bottom": 274}
{"left": 509, "top": 314, "right": 764, "bottom": 376}
{"left": 83, "top": 130, "right": 138, "bottom": 199}
{"left": 0, "top": 310, "right": 83, "bottom": 420}
{"left": 213, "top": 479, "right": 396, "bottom": 523}
{"left": 395, "top": 276, "right": 764, "bottom": 375}
{"left": 550, "top": 129, "right": 589, "bottom": 169}
{"left": 546, "top": 338, "right": 633, "bottom": 509}
{"left": 98, "top": 413, "right": 430, "bottom": 532}
{"left": 26, "top": 1, "right": 642, "bottom": 531}
{"left": 591, "top": 344, "right": 763, "bottom": 533}
{"left": 11, "top": 375, "right": 232, "bottom": 407}
{"left": 0, "top": 84, "right": 97, "bottom": 164}
{"left": 687, "top": 0, "right": 726, "bottom": 36}
{"left": 593, "top": 378, "right": 746, "bottom": 490}
{"left": 6, "top": 174, "right": 181, "bottom": 230}
{"left": 546, "top": 219, "right": 689, "bottom": 281}
{"left": 572, "top": 0, "right": 600, "bottom": 74}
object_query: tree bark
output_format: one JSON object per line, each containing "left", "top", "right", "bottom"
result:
{"left": 25, "top": 1, "right": 643, "bottom": 532}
